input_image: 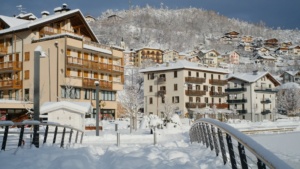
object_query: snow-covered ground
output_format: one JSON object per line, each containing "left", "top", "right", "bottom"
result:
{"left": 0, "top": 118, "right": 300, "bottom": 169}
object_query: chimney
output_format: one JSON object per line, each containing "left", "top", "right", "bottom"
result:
{"left": 41, "top": 11, "right": 50, "bottom": 18}
{"left": 253, "top": 70, "right": 258, "bottom": 75}
{"left": 166, "top": 61, "right": 169, "bottom": 67}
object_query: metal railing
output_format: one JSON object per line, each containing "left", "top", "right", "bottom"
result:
{"left": 189, "top": 118, "right": 292, "bottom": 169}
{"left": 0, "top": 120, "right": 84, "bottom": 151}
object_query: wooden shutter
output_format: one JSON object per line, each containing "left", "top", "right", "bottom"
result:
{"left": 77, "top": 70, "right": 81, "bottom": 77}
{"left": 84, "top": 71, "right": 88, "bottom": 77}
{"left": 25, "top": 52, "right": 30, "bottom": 61}
{"left": 9, "top": 55, "right": 12, "bottom": 61}
{"left": 100, "top": 73, "right": 104, "bottom": 79}
{"left": 66, "top": 68, "right": 71, "bottom": 77}
{"left": 94, "top": 72, "right": 98, "bottom": 79}
{"left": 109, "top": 75, "right": 112, "bottom": 81}
{"left": 94, "top": 54, "right": 98, "bottom": 61}
{"left": 78, "top": 51, "right": 81, "bottom": 58}
{"left": 67, "top": 49, "right": 71, "bottom": 56}
{"left": 25, "top": 70, "right": 29, "bottom": 79}
{"left": 84, "top": 53, "right": 88, "bottom": 60}
{"left": 16, "top": 53, "right": 19, "bottom": 61}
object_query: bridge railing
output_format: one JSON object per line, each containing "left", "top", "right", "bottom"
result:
{"left": 189, "top": 118, "right": 292, "bottom": 169}
{"left": 0, "top": 120, "right": 84, "bottom": 151}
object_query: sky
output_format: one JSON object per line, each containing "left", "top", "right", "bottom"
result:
{"left": 0, "top": 117, "right": 300, "bottom": 169}
{"left": 0, "top": 0, "right": 300, "bottom": 30}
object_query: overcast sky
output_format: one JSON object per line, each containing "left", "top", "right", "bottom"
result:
{"left": 1, "top": 0, "right": 299, "bottom": 29}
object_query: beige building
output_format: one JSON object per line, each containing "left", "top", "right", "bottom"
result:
{"left": 133, "top": 47, "right": 163, "bottom": 67}
{"left": 0, "top": 5, "right": 124, "bottom": 120}
{"left": 197, "top": 49, "right": 220, "bottom": 67}
{"left": 140, "top": 60, "right": 229, "bottom": 119}
{"left": 226, "top": 71, "right": 280, "bottom": 122}
{"left": 163, "top": 49, "right": 179, "bottom": 62}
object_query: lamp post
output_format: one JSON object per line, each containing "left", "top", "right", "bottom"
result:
{"left": 95, "top": 80, "right": 100, "bottom": 136}
{"left": 33, "top": 46, "right": 46, "bottom": 148}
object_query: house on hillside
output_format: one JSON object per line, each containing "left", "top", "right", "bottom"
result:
{"left": 225, "top": 31, "right": 239, "bottom": 39}
{"left": 255, "top": 55, "right": 277, "bottom": 65}
{"left": 264, "top": 38, "right": 279, "bottom": 48}
{"left": 197, "top": 49, "right": 220, "bottom": 67}
{"left": 281, "top": 71, "right": 300, "bottom": 84}
{"left": 220, "top": 51, "right": 240, "bottom": 65}
{"left": 275, "top": 47, "right": 289, "bottom": 55}
{"left": 163, "top": 49, "right": 179, "bottom": 62}
{"left": 241, "top": 35, "right": 253, "bottom": 43}
{"left": 226, "top": 71, "right": 280, "bottom": 122}
{"left": 289, "top": 45, "right": 300, "bottom": 56}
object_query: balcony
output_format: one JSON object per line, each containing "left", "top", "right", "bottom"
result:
{"left": 185, "top": 102, "right": 206, "bottom": 109}
{"left": 83, "top": 40, "right": 111, "bottom": 51}
{"left": 156, "top": 90, "right": 166, "bottom": 97}
{"left": 112, "top": 65, "right": 124, "bottom": 73}
{"left": 157, "top": 77, "right": 166, "bottom": 84}
{"left": 0, "top": 61, "right": 22, "bottom": 71}
{"left": 0, "top": 46, "right": 7, "bottom": 55}
{"left": 225, "top": 87, "right": 247, "bottom": 93}
{"left": 237, "top": 109, "right": 247, "bottom": 114}
{"left": 82, "top": 78, "right": 112, "bottom": 90}
{"left": 185, "top": 90, "right": 206, "bottom": 96}
{"left": 0, "top": 80, "right": 22, "bottom": 89}
{"left": 254, "top": 87, "right": 277, "bottom": 93}
{"left": 227, "top": 98, "right": 247, "bottom": 104}
{"left": 66, "top": 56, "right": 83, "bottom": 67}
{"left": 261, "top": 109, "right": 271, "bottom": 115}
{"left": 261, "top": 99, "right": 271, "bottom": 104}
{"left": 185, "top": 77, "right": 205, "bottom": 84}
{"left": 209, "top": 79, "right": 228, "bottom": 85}
{"left": 209, "top": 91, "right": 227, "bottom": 97}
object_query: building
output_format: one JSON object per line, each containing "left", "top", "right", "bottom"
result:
{"left": 140, "top": 60, "right": 229, "bottom": 119}
{"left": 163, "top": 49, "right": 179, "bottom": 63}
{"left": 85, "top": 15, "right": 96, "bottom": 22}
{"left": 123, "top": 49, "right": 135, "bottom": 66}
{"left": 0, "top": 4, "right": 124, "bottom": 121}
{"left": 226, "top": 71, "right": 280, "bottom": 122}
{"left": 197, "top": 49, "right": 220, "bottom": 67}
{"left": 281, "top": 71, "right": 300, "bottom": 84}
{"left": 133, "top": 47, "right": 163, "bottom": 67}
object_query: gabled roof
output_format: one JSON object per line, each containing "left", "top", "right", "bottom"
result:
{"left": 40, "top": 101, "right": 93, "bottom": 115}
{"left": 0, "top": 15, "right": 29, "bottom": 27}
{"left": 227, "top": 71, "right": 281, "bottom": 86}
{"left": 0, "top": 9, "right": 99, "bottom": 43}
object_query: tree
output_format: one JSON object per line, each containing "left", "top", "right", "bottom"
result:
{"left": 276, "top": 83, "right": 300, "bottom": 116}
{"left": 159, "top": 97, "right": 176, "bottom": 125}
{"left": 118, "top": 67, "right": 144, "bottom": 133}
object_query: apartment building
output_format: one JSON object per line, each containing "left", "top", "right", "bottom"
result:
{"left": 0, "top": 5, "right": 124, "bottom": 120}
{"left": 226, "top": 71, "right": 280, "bottom": 122}
{"left": 133, "top": 47, "right": 163, "bottom": 67}
{"left": 140, "top": 60, "right": 229, "bottom": 118}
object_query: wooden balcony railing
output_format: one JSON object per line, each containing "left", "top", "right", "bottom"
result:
{"left": 0, "top": 61, "right": 22, "bottom": 71}
{"left": 82, "top": 78, "right": 112, "bottom": 90}
{"left": 185, "top": 90, "right": 206, "bottom": 96}
{"left": 0, "top": 80, "right": 22, "bottom": 89}
{"left": 112, "top": 65, "right": 124, "bottom": 73}
{"left": 209, "top": 91, "right": 227, "bottom": 97}
{"left": 209, "top": 79, "right": 228, "bottom": 85}
{"left": 66, "top": 56, "right": 82, "bottom": 66}
{"left": 186, "top": 102, "right": 206, "bottom": 109}
{"left": 0, "top": 46, "right": 7, "bottom": 55}
{"left": 185, "top": 77, "right": 205, "bottom": 84}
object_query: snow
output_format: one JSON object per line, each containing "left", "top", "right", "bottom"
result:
{"left": 0, "top": 118, "right": 299, "bottom": 169}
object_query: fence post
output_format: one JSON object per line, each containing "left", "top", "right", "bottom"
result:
{"left": 206, "top": 123, "right": 214, "bottom": 151}
{"left": 202, "top": 123, "right": 209, "bottom": 148}
{"left": 238, "top": 142, "right": 248, "bottom": 169}
{"left": 69, "top": 129, "right": 73, "bottom": 144}
{"left": 1, "top": 126, "right": 9, "bottom": 150}
{"left": 18, "top": 125, "right": 25, "bottom": 147}
{"left": 115, "top": 124, "right": 118, "bottom": 132}
{"left": 43, "top": 125, "right": 49, "bottom": 144}
{"left": 226, "top": 133, "right": 237, "bottom": 169}
{"left": 80, "top": 132, "right": 84, "bottom": 144}
{"left": 53, "top": 126, "right": 58, "bottom": 144}
{"left": 199, "top": 123, "right": 205, "bottom": 144}
{"left": 218, "top": 128, "right": 227, "bottom": 165}
{"left": 211, "top": 125, "right": 219, "bottom": 156}
{"left": 117, "top": 132, "right": 120, "bottom": 147}
{"left": 257, "top": 158, "right": 266, "bottom": 169}
{"left": 75, "top": 131, "right": 79, "bottom": 144}
{"left": 154, "top": 129, "right": 157, "bottom": 145}
{"left": 60, "top": 127, "right": 66, "bottom": 148}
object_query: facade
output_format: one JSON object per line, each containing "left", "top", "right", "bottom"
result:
{"left": 133, "top": 47, "right": 163, "bottom": 67}
{"left": 163, "top": 49, "right": 179, "bottom": 63}
{"left": 220, "top": 51, "right": 240, "bottom": 65}
{"left": 0, "top": 5, "right": 124, "bottom": 121}
{"left": 226, "top": 71, "right": 280, "bottom": 122}
{"left": 123, "top": 50, "right": 135, "bottom": 66}
{"left": 281, "top": 71, "right": 300, "bottom": 84}
{"left": 140, "top": 60, "right": 229, "bottom": 119}
{"left": 197, "top": 49, "right": 220, "bottom": 67}
{"left": 264, "top": 38, "right": 278, "bottom": 48}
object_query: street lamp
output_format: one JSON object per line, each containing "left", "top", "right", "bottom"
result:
{"left": 95, "top": 80, "right": 100, "bottom": 136}
{"left": 33, "top": 45, "right": 46, "bottom": 148}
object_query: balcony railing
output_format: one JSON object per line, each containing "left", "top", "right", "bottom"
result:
{"left": 209, "top": 79, "right": 228, "bottom": 85}
{"left": 227, "top": 98, "right": 247, "bottom": 104}
{"left": 82, "top": 78, "right": 112, "bottom": 90}
{"left": 157, "top": 77, "right": 166, "bottom": 84}
{"left": 0, "top": 46, "right": 7, "bottom": 55}
{"left": 185, "top": 90, "right": 206, "bottom": 96}
{"left": 261, "top": 99, "right": 271, "bottom": 104}
{"left": 237, "top": 109, "right": 247, "bottom": 114}
{"left": 0, "top": 61, "right": 22, "bottom": 71}
{"left": 83, "top": 40, "right": 111, "bottom": 51}
{"left": 185, "top": 77, "right": 205, "bottom": 84}
{"left": 254, "top": 87, "right": 277, "bottom": 93}
{"left": 209, "top": 91, "right": 227, "bottom": 97}
{"left": 0, "top": 80, "right": 22, "bottom": 89}
{"left": 186, "top": 102, "right": 206, "bottom": 109}
{"left": 261, "top": 109, "right": 271, "bottom": 115}
{"left": 225, "top": 87, "right": 247, "bottom": 93}
{"left": 156, "top": 90, "right": 166, "bottom": 97}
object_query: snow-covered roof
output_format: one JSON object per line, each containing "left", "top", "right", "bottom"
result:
{"left": 40, "top": 101, "right": 93, "bottom": 115}
{"left": 285, "top": 71, "right": 300, "bottom": 76}
{"left": 0, "top": 15, "right": 29, "bottom": 27}
{"left": 276, "top": 82, "right": 300, "bottom": 90}
{"left": 139, "top": 60, "right": 229, "bottom": 74}
{"left": 257, "top": 55, "right": 276, "bottom": 60}
{"left": 227, "top": 71, "right": 280, "bottom": 85}
{"left": 83, "top": 44, "right": 112, "bottom": 54}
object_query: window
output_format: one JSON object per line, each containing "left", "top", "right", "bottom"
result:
{"left": 84, "top": 89, "right": 90, "bottom": 100}
{"left": 8, "top": 90, "right": 12, "bottom": 100}
{"left": 234, "top": 83, "right": 237, "bottom": 87}
{"left": 188, "top": 71, "right": 191, "bottom": 77}
{"left": 149, "top": 97, "right": 153, "bottom": 104}
{"left": 92, "top": 89, "right": 96, "bottom": 100}
{"left": 24, "top": 89, "right": 29, "bottom": 100}
{"left": 203, "top": 85, "right": 208, "bottom": 91}
{"left": 162, "top": 97, "right": 165, "bottom": 103}
{"left": 25, "top": 70, "right": 29, "bottom": 79}
{"left": 174, "top": 71, "right": 177, "bottom": 78}
{"left": 218, "top": 75, "right": 221, "bottom": 80}
{"left": 196, "top": 72, "right": 199, "bottom": 77}
{"left": 189, "top": 97, "right": 193, "bottom": 102}
{"left": 149, "top": 85, "right": 153, "bottom": 92}
{"left": 102, "top": 91, "right": 116, "bottom": 101}
{"left": 172, "top": 96, "right": 179, "bottom": 103}
{"left": 219, "top": 98, "right": 221, "bottom": 103}
{"left": 205, "top": 97, "right": 208, "bottom": 103}
{"left": 25, "top": 52, "right": 30, "bottom": 61}
{"left": 174, "top": 84, "right": 178, "bottom": 91}
{"left": 211, "top": 74, "right": 213, "bottom": 79}
{"left": 0, "top": 91, "right": 3, "bottom": 99}
{"left": 204, "top": 73, "right": 206, "bottom": 79}
{"left": 196, "top": 97, "right": 200, "bottom": 102}
{"left": 148, "top": 73, "right": 154, "bottom": 80}
{"left": 61, "top": 87, "right": 80, "bottom": 99}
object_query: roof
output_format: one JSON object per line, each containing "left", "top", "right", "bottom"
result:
{"left": 227, "top": 71, "right": 281, "bottom": 85}
{"left": 139, "top": 59, "right": 229, "bottom": 74}
{"left": 40, "top": 101, "right": 93, "bottom": 115}
{"left": 0, "top": 15, "right": 29, "bottom": 27}
{"left": 257, "top": 55, "right": 276, "bottom": 60}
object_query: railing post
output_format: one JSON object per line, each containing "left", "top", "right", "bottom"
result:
{"left": 69, "top": 129, "right": 73, "bottom": 144}
{"left": 1, "top": 126, "right": 9, "bottom": 151}
{"left": 206, "top": 123, "right": 214, "bottom": 151}
{"left": 80, "top": 132, "right": 84, "bottom": 144}
{"left": 257, "top": 159, "right": 266, "bottom": 169}
{"left": 32, "top": 124, "right": 39, "bottom": 148}
{"left": 226, "top": 133, "right": 237, "bottom": 169}
{"left": 238, "top": 142, "right": 248, "bottom": 169}
{"left": 53, "top": 126, "right": 58, "bottom": 144}
{"left": 60, "top": 127, "right": 66, "bottom": 148}
{"left": 211, "top": 125, "right": 219, "bottom": 156}
{"left": 75, "top": 131, "right": 79, "bottom": 143}
{"left": 43, "top": 125, "right": 49, "bottom": 144}
{"left": 18, "top": 125, "right": 25, "bottom": 147}
{"left": 196, "top": 124, "right": 201, "bottom": 143}
{"left": 218, "top": 128, "right": 227, "bottom": 165}
{"left": 202, "top": 123, "right": 209, "bottom": 148}
{"left": 198, "top": 123, "right": 203, "bottom": 144}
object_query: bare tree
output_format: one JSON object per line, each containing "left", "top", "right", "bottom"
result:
{"left": 277, "top": 86, "right": 300, "bottom": 116}
{"left": 159, "top": 97, "right": 176, "bottom": 124}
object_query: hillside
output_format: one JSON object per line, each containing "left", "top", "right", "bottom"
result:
{"left": 89, "top": 6, "right": 300, "bottom": 51}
